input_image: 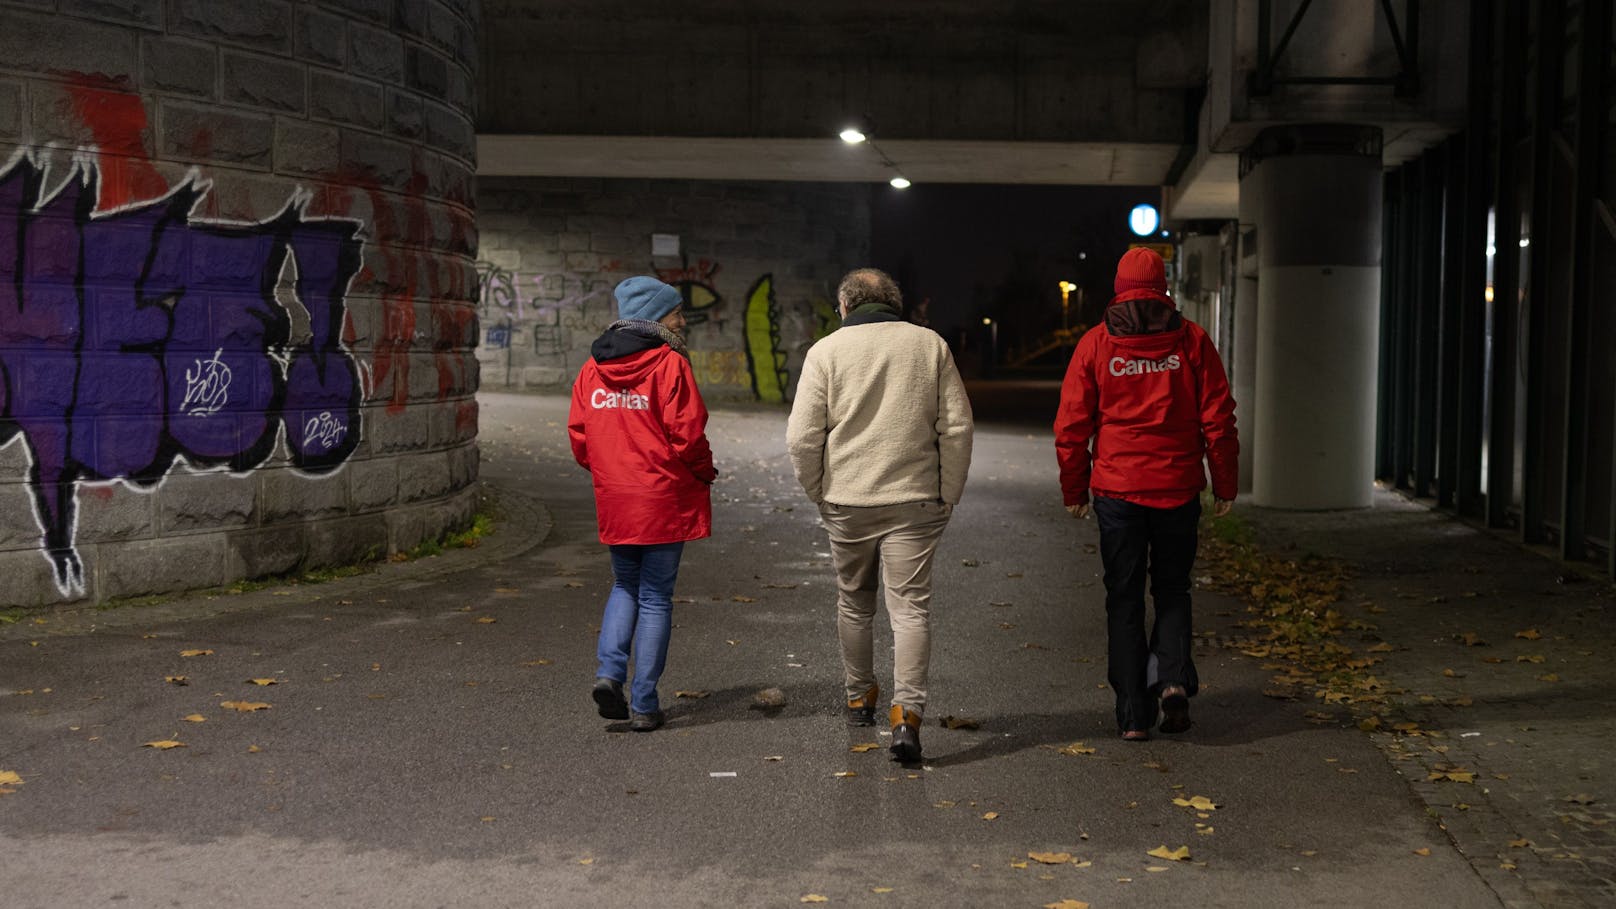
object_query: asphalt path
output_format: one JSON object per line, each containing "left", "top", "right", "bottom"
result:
{"left": 0, "top": 391, "right": 1500, "bottom": 908}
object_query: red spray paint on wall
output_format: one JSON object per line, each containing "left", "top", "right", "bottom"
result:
{"left": 63, "top": 74, "right": 167, "bottom": 210}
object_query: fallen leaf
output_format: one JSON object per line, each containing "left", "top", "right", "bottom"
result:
{"left": 1358, "top": 716, "right": 1383, "bottom": 731}
{"left": 1368, "top": 642, "right": 1396, "bottom": 652}
{"left": 1145, "top": 866, "right": 1169, "bottom": 873}
{"left": 1563, "top": 794, "right": 1597, "bottom": 805}
{"left": 872, "top": 887, "right": 894, "bottom": 894}
{"left": 143, "top": 740, "right": 186, "bottom": 749}
{"left": 849, "top": 743, "right": 882, "bottom": 753}
{"left": 725, "top": 640, "right": 739, "bottom": 646}
{"left": 1010, "top": 860, "right": 1029, "bottom": 869}
{"left": 832, "top": 771, "right": 857, "bottom": 778}
{"left": 246, "top": 745, "right": 261, "bottom": 753}
{"left": 165, "top": 676, "right": 189, "bottom": 686}
{"left": 1147, "top": 845, "right": 1190, "bottom": 862}
{"left": 182, "top": 714, "right": 206, "bottom": 723}
{"left": 493, "top": 587, "right": 519, "bottom": 594}
{"left": 220, "top": 701, "right": 271, "bottom": 712}
{"left": 1059, "top": 742, "right": 1097, "bottom": 756}
{"left": 982, "top": 811, "right": 1000, "bottom": 820}
{"left": 474, "top": 617, "right": 497, "bottom": 624}
{"left": 480, "top": 816, "right": 496, "bottom": 822}
{"left": 1459, "top": 633, "right": 1486, "bottom": 647}
{"left": 247, "top": 678, "right": 280, "bottom": 686}
{"left": 800, "top": 896, "right": 829, "bottom": 904}
{"left": 520, "top": 659, "right": 552, "bottom": 667}
{"left": 939, "top": 715, "right": 980, "bottom": 730}
{"left": 1413, "top": 847, "right": 1431, "bottom": 856}
{"left": 0, "top": 770, "right": 22, "bottom": 793}
{"left": 1514, "top": 628, "right": 1542, "bottom": 640}
{"left": 1173, "top": 795, "right": 1219, "bottom": 811}
{"left": 1517, "top": 654, "right": 1546, "bottom": 663}
{"left": 577, "top": 857, "right": 594, "bottom": 865}
{"left": 179, "top": 649, "right": 213, "bottom": 658}
{"left": 564, "top": 581, "right": 583, "bottom": 588}
{"left": 1538, "top": 673, "right": 1561, "bottom": 682}
{"left": 1508, "top": 838, "right": 1531, "bottom": 848}
{"left": 673, "top": 690, "right": 710, "bottom": 699}
{"left": 1029, "top": 852, "right": 1073, "bottom": 864}
{"left": 1429, "top": 769, "right": 1476, "bottom": 783}
{"left": 1043, "top": 901, "right": 1090, "bottom": 909}
{"left": 731, "top": 595, "right": 758, "bottom": 603}
{"left": 763, "top": 756, "right": 784, "bottom": 762}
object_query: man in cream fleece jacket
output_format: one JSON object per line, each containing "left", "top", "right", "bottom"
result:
{"left": 787, "top": 268, "right": 974, "bottom": 762}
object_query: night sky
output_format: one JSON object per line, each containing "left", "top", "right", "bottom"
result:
{"left": 870, "top": 183, "right": 1162, "bottom": 371}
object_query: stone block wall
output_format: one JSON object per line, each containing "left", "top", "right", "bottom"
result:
{"left": 0, "top": 0, "right": 481, "bottom": 606}
{"left": 475, "top": 177, "right": 870, "bottom": 400}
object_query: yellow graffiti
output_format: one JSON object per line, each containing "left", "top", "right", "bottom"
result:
{"left": 688, "top": 349, "right": 750, "bottom": 388}
{"left": 810, "top": 297, "right": 838, "bottom": 342}
{"left": 744, "top": 275, "right": 789, "bottom": 404}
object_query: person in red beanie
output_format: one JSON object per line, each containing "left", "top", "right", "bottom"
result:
{"left": 1053, "top": 247, "right": 1238, "bottom": 740}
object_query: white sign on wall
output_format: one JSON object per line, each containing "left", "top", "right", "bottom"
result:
{"left": 651, "top": 233, "right": 680, "bottom": 257}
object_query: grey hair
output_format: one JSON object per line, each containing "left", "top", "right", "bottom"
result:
{"left": 837, "top": 268, "right": 902, "bottom": 312}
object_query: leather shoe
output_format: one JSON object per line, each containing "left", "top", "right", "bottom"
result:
{"left": 629, "top": 710, "right": 665, "bottom": 732}
{"left": 592, "top": 678, "right": 628, "bottom": 720}
{"left": 889, "top": 705, "right": 923, "bottom": 762}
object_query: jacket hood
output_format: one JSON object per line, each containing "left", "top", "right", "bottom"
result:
{"left": 594, "top": 345, "right": 671, "bottom": 386}
{"left": 1106, "top": 296, "right": 1182, "bottom": 337}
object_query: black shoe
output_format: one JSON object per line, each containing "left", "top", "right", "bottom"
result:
{"left": 1159, "top": 686, "right": 1191, "bottom": 734}
{"left": 629, "top": 710, "right": 665, "bottom": 732}
{"left": 889, "top": 705, "right": 922, "bottom": 762}
{"left": 592, "top": 678, "right": 628, "bottom": 720}
{"left": 846, "top": 684, "right": 879, "bottom": 727}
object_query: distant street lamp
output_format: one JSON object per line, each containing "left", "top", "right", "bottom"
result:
{"left": 982, "top": 317, "right": 997, "bottom": 375}
{"left": 1058, "top": 280, "right": 1077, "bottom": 330}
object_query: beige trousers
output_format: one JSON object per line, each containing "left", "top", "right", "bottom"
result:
{"left": 818, "top": 500, "right": 953, "bottom": 713}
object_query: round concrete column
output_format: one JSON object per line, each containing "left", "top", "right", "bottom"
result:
{"left": 0, "top": 1, "right": 481, "bottom": 605}
{"left": 1233, "top": 175, "right": 1261, "bottom": 495}
{"left": 1245, "top": 125, "right": 1384, "bottom": 509}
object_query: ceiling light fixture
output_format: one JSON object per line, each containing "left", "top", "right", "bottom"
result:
{"left": 837, "top": 118, "right": 913, "bottom": 189}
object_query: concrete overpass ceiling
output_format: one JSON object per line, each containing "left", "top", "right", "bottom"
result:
{"left": 479, "top": 1, "right": 1207, "bottom": 142}
{"left": 477, "top": 135, "right": 1181, "bottom": 186}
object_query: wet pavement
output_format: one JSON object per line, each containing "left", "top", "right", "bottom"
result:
{"left": 0, "top": 389, "right": 1610, "bottom": 908}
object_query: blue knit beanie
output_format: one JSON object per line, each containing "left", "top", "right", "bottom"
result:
{"left": 614, "top": 276, "right": 683, "bottom": 323}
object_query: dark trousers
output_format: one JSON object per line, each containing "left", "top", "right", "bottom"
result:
{"left": 1092, "top": 495, "right": 1201, "bottom": 732}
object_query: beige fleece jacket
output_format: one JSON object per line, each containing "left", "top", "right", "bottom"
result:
{"left": 787, "top": 320, "right": 974, "bottom": 506}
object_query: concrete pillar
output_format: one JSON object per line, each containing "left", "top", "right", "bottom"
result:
{"left": 1245, "top": 125, "right": 1384, "bottom": 509}
{"left": 0, "top": 0, "right": 482, "bottom": 606}
{"left": 1233, "top": 173, "right": 1261, "bottom": 495}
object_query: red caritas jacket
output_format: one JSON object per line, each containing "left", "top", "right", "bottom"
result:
{"left": 568, "top": 330, "right": 716, "bottom": 545}
{"left": 1054, "top": 303, "right": 1238, "bottom": 509}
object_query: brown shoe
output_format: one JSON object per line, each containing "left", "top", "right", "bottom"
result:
{"left": 1121, "top": 729, "right": 1151, "bottom": 742}
{"left": 889, "top": 705, "right": 923, "bottom": 762}
{"left": 846, "top": 684, "right": 880, "bottom": 727}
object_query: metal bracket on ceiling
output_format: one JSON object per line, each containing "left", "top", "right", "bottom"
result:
{"left": 1249, "top": 0, "right": 1421, "bottom": 99}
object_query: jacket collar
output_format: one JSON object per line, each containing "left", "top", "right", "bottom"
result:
{"left": 840, "top": 302, "right": 903, "bottom": 327}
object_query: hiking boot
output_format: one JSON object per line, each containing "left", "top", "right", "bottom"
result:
{"left": 889, "top": 705, "right": 923, "bottom": 762}
{"left": 1159, "top": 685, "right": 1191, "bottom": 734}
{"left": 629, "top": 710, "right": 665, "bottom": 732}
{"left": 846, "top": 684, "right": 880, "bottom": 727}
{"left": 592, "top": 677, "right": 629, "bottom": 720}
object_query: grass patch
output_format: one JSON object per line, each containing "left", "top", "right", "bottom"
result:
{"left": 0, "top": 608, "right": 29, "bottom": 625}
{"left": 393, "top": 510, "right": 495, "bottom": 563}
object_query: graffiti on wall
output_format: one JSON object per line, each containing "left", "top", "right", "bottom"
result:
{"left": 0, "top": 152, "right": 365, "bottom": 594}
{"left": 742, "top": 275, "right": 790, "bottom": 404}
{"left": 654, "top": 256, "right": 723, "bottom": 325}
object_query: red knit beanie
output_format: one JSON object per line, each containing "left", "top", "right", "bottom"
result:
{"left": 1113, "top": 247, "right": 1168, "bottom": 299}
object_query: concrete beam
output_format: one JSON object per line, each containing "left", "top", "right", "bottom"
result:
{"left": 478, "top": 134, "right": 1181, "bottom": 185}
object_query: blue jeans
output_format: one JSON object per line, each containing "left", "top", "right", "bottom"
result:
{"left": 1092, "top": 495, "right": 1201, "bottom": 733}
{"left": 597, "top": 542, "right": 684, "bottom": 715}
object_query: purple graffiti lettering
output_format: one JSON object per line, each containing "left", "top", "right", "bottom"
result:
{"left": 0, "top": 155, "right": 365, "bottom": 594}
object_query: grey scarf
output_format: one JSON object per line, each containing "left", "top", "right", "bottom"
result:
{"left": 607, "top": 318, "right": 687, "bottom": 356}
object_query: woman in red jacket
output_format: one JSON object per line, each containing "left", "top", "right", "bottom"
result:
{"left": 568, "top": 276, "right": 716, "bottom": 732}
{"left": 1054, "top": 248, "right": 1238, "bottom": 741}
